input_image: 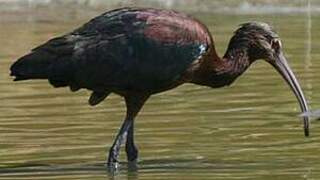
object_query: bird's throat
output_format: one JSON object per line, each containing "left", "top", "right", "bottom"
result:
{"left": 204, "top": 47, "right": 251, "bottom": 88}
{"left": 191, "top": 38, "right": 252, "bottom": 88}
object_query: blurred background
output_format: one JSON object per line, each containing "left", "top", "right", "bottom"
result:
{"left": 1, "top": 0, "right": 320, "bottom": 22}
{"left": 0, "top": 0, "right": 320, "bottom": 180}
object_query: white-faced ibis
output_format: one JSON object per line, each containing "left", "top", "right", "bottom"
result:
{"left": 10, "top": 7, "right": 310, "bottom": 166}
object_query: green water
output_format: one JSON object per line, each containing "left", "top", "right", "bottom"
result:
{"left": 0, "top": 12, "right": 320, "bottom": 180}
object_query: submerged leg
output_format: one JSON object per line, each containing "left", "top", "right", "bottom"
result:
{"left": 107, "top": 117, "right": 133, "bottom": 165}
{"left": 126, "top": 121, "right": 138, "bottom": 162}
{"left": 107, "top": 95, "right": 149, "bottom": 166}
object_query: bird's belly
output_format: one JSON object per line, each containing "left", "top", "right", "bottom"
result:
{"left": 116, "top": 78, "right": 183, "bottom": 94}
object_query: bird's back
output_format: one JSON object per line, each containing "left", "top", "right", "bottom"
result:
{"left": 11, "top": 7, "right": 215, "bottom": 94}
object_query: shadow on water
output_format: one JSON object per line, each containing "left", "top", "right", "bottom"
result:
{"left": 0, "top": 160, "right": 242, "bottom": 177}
{"left": 0, "top": 159, "right": 256, "bottom": 174}
{"left": 0, "top": 160, "right": 205, "bottom": 179}
{"left": 0, "top": 162, "right": 128, "bottom": 179}
{"left": 0, "top": 159, "right": 216, "bottom": 174}
{"left": 0, "top": 158, "right": 314, "bottom": 179}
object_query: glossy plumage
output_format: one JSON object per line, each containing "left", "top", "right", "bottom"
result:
{"left": 12, "top": 8, "right": 215, "bottom": 97}
{"left": 10, "top": 7, "right": 310, "bottom": 166}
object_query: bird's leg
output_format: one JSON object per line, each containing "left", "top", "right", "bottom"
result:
{"left": 125, "top": 120, "right": 138, "bottom": 162}
{"left": 107, "top": 117, "right": 133, "bottom": 166}
{"left": 107, "top": 94, "right": 149, "bottom": 166}
{"left": 124, "top": 95, "right": 149, "bottom": 163}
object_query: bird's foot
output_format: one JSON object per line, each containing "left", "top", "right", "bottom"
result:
{"left": 107, "top": 156, "right": 121, "bottom": 173}
{"left": 127, "top": 160, "right": 138, "bottom": 172}
{"left": 126, "top": 145, "right": 138, "bottom": 162}
{"left": 107, "top": 161, "right": 120, "bottom": 172}
{"left": 107, "top": 148, "right": 121, "bottom": 167}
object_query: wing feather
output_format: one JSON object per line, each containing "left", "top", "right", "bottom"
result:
{"left": 31, "top": 8, "right": 212, "bottom": 92}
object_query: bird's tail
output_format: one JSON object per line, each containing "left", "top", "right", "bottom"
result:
{"left": 10, "top": 49, "right": 74, "bottom": 88}
{"left": 11, "top": 35, "right": 76, "bottom": 88}
{"left": 10, "top": 50, "right": 54, "bottom": 81}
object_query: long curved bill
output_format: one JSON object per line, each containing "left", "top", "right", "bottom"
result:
{"left": 269, "top": 52, "right": 310, "bottom": 137}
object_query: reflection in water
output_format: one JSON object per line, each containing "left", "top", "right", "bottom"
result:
{"left": 0, "top": 159, "right": 316, "bottom": 180}
{"left": 305, "top": 0, "right": 314, "bottom": 108}
{"left": 0, "top": 10, "right": 320, "bottom": 180}
{"left": 306, "top": 0, "right": 312, "bottom": 68}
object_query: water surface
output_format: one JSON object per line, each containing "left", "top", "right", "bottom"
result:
{"left": 0, "top": 11, "right": 320, "bottom": 180}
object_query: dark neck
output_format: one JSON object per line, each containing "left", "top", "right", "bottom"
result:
{"left": 221, "top": 44, "right": 251, "bottom": 77}
{"left": 195, "top": 38, "right": 252, "bottom": 88}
